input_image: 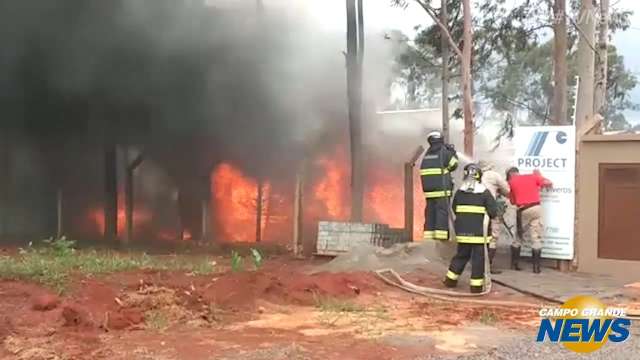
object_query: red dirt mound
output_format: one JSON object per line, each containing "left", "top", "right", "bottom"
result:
{"left": 199, "top": 266, "right": 378, "bottom": 310}
{"left": 62, "top": 304, "right": 94, "bottom": 328}
{"left": 32, "top": 294, "right": 60, "bottom": 311}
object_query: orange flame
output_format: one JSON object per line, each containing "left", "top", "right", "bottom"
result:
{"left": 211, "top": 163, "right": 270, "bottom": 242}
{"left": 311, "top": 147, "right": 350, "bottom": 220}
{"left": 87, "top": 192, "right": 152, "bottom": 237}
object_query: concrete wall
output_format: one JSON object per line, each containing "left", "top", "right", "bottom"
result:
{"left": 577, "top": 134, "right": 640, "bottom": 280}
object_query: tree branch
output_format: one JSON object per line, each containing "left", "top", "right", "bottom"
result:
{"left": 415, "top": 0, "right": 463, "bottom": 58}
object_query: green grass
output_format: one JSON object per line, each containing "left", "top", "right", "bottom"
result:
{"left": 0, "top": 238, "right": 216, "bottom": 293}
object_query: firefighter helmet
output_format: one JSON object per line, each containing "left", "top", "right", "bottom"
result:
{"left": 427, "top": 130, "right": 443, "bottom": 145}
{"left": 464, "top": 163, "right": 483, "bottom": 181}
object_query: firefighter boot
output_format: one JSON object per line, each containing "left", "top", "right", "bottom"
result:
{"left": 443, "top": 277, "right": 457, "bottom": 288}
{"left": 510, "top": 246, "right": 522, "bottom": 271}
{"left": 532, "top": 249, "right": 542, "bottom": 274}
{"left": 488, "top": 248, "right": 502, "bottom": 274}
{"left": 470, "top": 285, "right": 483, "bottom": 294}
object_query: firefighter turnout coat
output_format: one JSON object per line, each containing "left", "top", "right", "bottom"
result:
{"left": 419, "top": 143, "right": 459, "bottom": 241}
{"left": 419, "top": 143, "right": 458, "bottom": 199}
{"left": 452, "top": 183, "right": 498, "bottom": 244}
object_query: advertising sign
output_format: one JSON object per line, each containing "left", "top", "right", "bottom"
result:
{"left": 513, "top": 126, "right": 575, "bottom": 260}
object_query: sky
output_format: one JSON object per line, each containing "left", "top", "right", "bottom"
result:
{"left": 307, "top": 0, "right": 640, "bottom": 125}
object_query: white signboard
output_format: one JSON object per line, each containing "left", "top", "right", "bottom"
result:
{"left": 513, "top": 126, "right": 575, "bottom": 260}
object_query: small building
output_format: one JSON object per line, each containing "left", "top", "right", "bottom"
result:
{"left": 577, "top": 133, "right": 640, "bottom": 279}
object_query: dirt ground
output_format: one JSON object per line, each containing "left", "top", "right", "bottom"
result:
{"left": 0, "top": 256, "right": 543, "bottom": 360}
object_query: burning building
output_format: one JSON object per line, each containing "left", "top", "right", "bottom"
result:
{"left": 0, "top": 0, "right": 446, "bottom": 252}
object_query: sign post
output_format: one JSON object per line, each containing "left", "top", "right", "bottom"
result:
{"left": 513, "top": 126, "right": 576, "bottom": 260}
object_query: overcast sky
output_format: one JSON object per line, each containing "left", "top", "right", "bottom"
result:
{"left": 307, "top": 0, "right": 640, "bottom": 124}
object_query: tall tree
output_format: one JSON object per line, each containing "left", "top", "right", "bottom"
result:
{"left": 594, "top": 0, "right": 609, "bottom": 121}
{"left": 552, "top": 0, "right": 569, "bottom": 125}
{"left": 574, "top": 0, "right": 596, "bottom": 128}
{"left": 461, "top": 0, "right": 473, "bottom": 153}
{"left": 440, "top": 0, "right": 450, "bottom": 142}
{"left": 392, "top": 0, "right": 475, "bottom": 156}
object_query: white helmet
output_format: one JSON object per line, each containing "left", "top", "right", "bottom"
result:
{"left": 427, "top": 130, "right": 443, "bottom": 144}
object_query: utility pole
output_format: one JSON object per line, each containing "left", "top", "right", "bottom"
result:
{"left": 594, "top": 0, "right": 609, "bottom": 130}
{"left": 440, "top": 0, "right": 450, "bottom": 143}
{"left": 346, "top": 0, "right": 364, "bottom": 221}
{"left": 574, "top": 0, "right": 596, "bottom": 128}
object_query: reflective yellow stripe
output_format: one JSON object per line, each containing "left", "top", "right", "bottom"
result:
{"left": 455, "top": 205, "right": 486, "bottom": 214}
{"left": 424, "top": 190, "right": 452, "bottom": 198}
{"left": 420, "top": 168, "right": 449, "bottom": 176}
{"left": 456, "top": 236, "right": 492, "bottom": 244}
{"left": 448, "top": 157, "right": 458, "bottom": 169}
{"left": 423, "top": 231, "right": 434, "bottom": 240}
{"left": 434, "top": 230, "right": 449, "bottom": 239}
{"left": 470, "top": 278, "right": 484, "bottom": 286}
{"left": 446, "top": 271, "right": 459, "bottom": 280}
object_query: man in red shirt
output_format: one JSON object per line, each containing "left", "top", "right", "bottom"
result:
{"left": 506, "top": 167, "right": 553, "bottom": 273}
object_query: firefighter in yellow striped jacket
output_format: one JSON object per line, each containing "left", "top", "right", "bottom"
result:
{"left": 443, "top": 163, "right": 498, "bottom": 293}
{"left": 419, "top": 131, "right": 458, "bottom": 241}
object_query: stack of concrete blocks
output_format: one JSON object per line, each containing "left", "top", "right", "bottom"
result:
{"left": 316, "top": 221, "right": 409, "bottom": 256}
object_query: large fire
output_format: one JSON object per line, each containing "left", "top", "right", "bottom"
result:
{"left": 84, "top": 145, "right": 423, "bottom": 243}
{"left": 88, "top": 192, "right": 152, "bottom": 237}
{"left": 211, "top": 163, "right": 271, "bottom": 242}
{"left": 311, "top": 147, "right": 350, "bottom": 220}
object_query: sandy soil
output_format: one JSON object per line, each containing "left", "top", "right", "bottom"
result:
{"left": 0, "top": 257, "right": 541, "bottom": 360}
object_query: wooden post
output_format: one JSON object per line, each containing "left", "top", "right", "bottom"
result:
{"left": 292, "top": 166, "right": 304, "bottom": 257}
{"left": 124, "top": 151, "right": 143, "bottom": 244}
{"left": 104, "top": 142, "right": 118, "bottom": 240}
{"left": 403, "top": 163, "right": 414, "bottom": 241}
{"left": 201, "top": 199, "right": 209, "bottom": 243}
{"left": 256, "top": 180, "right": 263, "bottom": 243}
{"left": 405, "top": 146, "right": 425, "bottom": 242}
{"left": 56, "top": 189, "right": 63, "bottom": 238}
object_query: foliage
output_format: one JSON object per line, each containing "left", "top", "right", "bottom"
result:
{"left": 230, "top": 250, "right": 244, "bottom": 273}
{"left": 250, "top": 248, "right": 263, "bottom": 270}
{"left": 388, "top": 0, "right": 637, "bottom": 137}
{"left": 0, "top": 239, "right": 215, "bottom": 293}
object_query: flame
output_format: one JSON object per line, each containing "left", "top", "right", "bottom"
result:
{"left": 87, "top": 192, "right": 152, "bottom": 237}
{"left": 311, "top": 147, "right": 350, "bottom": 220}
{"left": 211, "top": 163, "right": 270, "bottom": 242}
{"left": 365, "top": 179, "right": 403, "bottom": 228}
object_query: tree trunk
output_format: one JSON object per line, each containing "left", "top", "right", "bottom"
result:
{"left": 594, "top": 0, "right": 609, "bottom": 127}
{"left": 104, "top": 142, "right": 118, "bottom": 240}
{"left": 256, "top": 180, "right": 263, "bottom": 242}
{"left": 575, "top": 0, "right": 596, "bottom": 128}
{"left": 441, "top": 0, "right": 450, "bottom": 143}
{"left": 346, "top": 0, "right": 363, "bottom": 221}
{"left": 552, "top": 0, "right": 569, "bottom": 125}
{"left": 461, "top": 0, "right": 474, "bottom": 156}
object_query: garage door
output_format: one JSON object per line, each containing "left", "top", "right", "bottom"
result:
{"left": 598, "top": 163, "right": 640, "bottom": 260}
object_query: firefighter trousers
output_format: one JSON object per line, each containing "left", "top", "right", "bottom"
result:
{"left": 424, "top": 196, "right": 450, "bottom": 240}
{"left": 445, "top": 243, "right": 486, "bottom": 289}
